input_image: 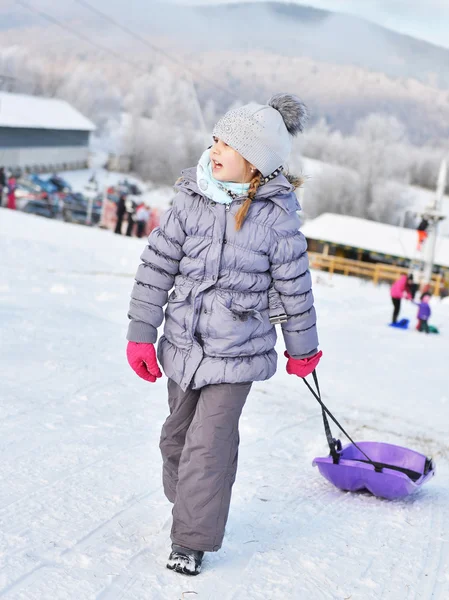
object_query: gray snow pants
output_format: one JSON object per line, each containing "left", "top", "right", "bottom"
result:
{"left": 159, "top": 378, "right": 252, "bottom": 552}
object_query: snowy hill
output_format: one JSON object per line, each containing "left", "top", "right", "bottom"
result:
{"left": 2, "top": 2, "right": 449, "bottom": 142}
{"left": 0, "top": 209, "right": 448, "bottom": 598}
{"left": 199, "top": 2, "right": 449, "bottom": 90}
{"left": 3, "top": 1, "right": 449, "bottom": 89}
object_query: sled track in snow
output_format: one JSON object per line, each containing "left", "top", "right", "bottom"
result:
{"left": 408, "top": 497, "right": 449, "bottom": 600}
{"left": 0, "top": 487, "right": 168, "bottom": 599}
{"left": 216, "top": 470, "right": 449, "bottom": 600}
{"left": 0, "top": 433, "right": 150, "bottom": 520}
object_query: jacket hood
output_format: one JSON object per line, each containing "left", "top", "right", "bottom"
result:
{"left": 175, "top": 166, "right": 301, "bottom": 214}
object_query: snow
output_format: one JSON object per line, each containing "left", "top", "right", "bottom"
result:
{"left": 1, "top": 208, "right": 448, "bottom": 599}
{"left": 301, "top": 212, "right": 449, "bottom": 268}
{"left": 0, "top": 92, "right": 95, "bottom": 132}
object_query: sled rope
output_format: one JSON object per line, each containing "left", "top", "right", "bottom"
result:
{"left": 303, "top": 371, "right": 425, "bottom": 481}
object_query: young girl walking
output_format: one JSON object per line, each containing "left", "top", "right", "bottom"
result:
{"left": 126, "top": 94, "right": 321, "bottom": 575}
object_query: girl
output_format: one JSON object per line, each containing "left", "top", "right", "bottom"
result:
{"left": 414, "top": 291, "right": 431, "bottom": 333}
{"left": 126, "top": 94, "right": 321, "bottom": 575}
{"left": 390, "top": 273, "right": 413, "bottom": 324}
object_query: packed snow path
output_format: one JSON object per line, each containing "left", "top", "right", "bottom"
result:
{"left": 1, "top": 209, "right": 448, "bottom": 600}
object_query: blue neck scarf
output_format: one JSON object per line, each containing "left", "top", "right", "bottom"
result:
{"left": 196, "top": 149, "right": 250, "bottom": 205}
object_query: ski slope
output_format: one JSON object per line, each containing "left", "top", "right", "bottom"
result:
{"left": 0, "top": 209, "right": 448, "bottom": 600}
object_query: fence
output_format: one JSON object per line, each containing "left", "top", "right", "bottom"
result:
{"left": 308, "top": 252, "right": 444, "bottom": 295}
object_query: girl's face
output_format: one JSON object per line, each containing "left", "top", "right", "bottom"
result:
{"left": 210, "top": 137, "right": 255, "bottom": 183}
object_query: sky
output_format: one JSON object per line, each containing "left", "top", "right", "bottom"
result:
{"left": 171, "top": 0, "right": 449, "bottom": 49}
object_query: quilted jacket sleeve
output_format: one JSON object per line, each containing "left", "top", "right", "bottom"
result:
{"left": 126, "top": 195, "right": 186, "bottom": 343}
{"left": 268, "top": 210, "right": 318, "bottom": 358}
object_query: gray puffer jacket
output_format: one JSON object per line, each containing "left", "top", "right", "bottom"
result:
{"left": 127, "top": 167, "right": 318, "bottom": 390}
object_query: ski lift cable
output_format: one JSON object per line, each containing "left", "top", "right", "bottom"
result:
{"left": 14, "top": 0, "right": 159, "bottom": 75}
{"left": 73, "top": 0, "right": 238, "bottom": 100}
{"left": 13, "top": 0, "right": 237, "bottom": 101}
{"left": 11, "top": 0, "right": 235, "bottom": 137}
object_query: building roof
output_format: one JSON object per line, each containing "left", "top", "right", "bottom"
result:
{"left": 0, "top": 92, "right": 96, "bottom": 132}
{"left": 301, "top": 213, "right": 449, "bottom": 269}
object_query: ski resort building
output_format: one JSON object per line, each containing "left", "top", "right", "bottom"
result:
{"left": 302, "top": 213, "right": 449, "bottom": 275}
{"left": 0, "top": 92, "right": 96, "bottom": 173}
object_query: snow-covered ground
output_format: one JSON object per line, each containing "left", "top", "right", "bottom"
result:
{"left": 1, "top": 209, "right": 448, "bottom": 600}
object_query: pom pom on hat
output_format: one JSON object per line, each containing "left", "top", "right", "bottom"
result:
{"left": 268, "top": 93, "right": 308, "bottom": 136}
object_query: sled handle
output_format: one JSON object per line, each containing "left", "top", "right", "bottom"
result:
{"left": 303, "top": 372, "right": 431, "bottom": 481}
{"left": 303, "top": 371, "right": 375, "bottom": 466}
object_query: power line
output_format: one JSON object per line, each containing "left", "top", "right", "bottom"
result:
{"left": 3, "top": 1, "right": 234, "bottom": 166}
{"left": 10, "top": 2, "right": 213, "bottom": 133}
{"left": 13, "top": 0, "right": 236, "bottom": 100}
{"left": 73, "top": 0, "right": 237, "bottom": 99}
{"left": 14, "top": 0, "right": 149, "bottom": 74}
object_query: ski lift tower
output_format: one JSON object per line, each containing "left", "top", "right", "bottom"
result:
{"left": 421, "top": 159, "right": 447, "bottom": 285}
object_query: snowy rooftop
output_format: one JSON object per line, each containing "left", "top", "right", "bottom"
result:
{"left": 0, "top": 92, "right": 96, "bottom": 132}
{"left": 302, "top": 213, "right": 449, "bottom": 268}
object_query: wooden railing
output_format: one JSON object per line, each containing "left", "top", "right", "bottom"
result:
{"left": 308, "top": 252, "right": 444, "bottom": 295}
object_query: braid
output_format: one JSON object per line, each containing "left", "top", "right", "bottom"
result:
{"left": 235, "top": 172, "right": 262, "bottom": 231}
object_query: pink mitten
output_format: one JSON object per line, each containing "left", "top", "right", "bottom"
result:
{"left": 126, "top": 342, "right": 163, "bottom": 383}
{"left": 285, "top": 350, "right": 323, "bottom": 378}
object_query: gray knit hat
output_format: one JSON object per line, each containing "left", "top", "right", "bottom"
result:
{"left": 212, "top": 94, "right": 308, "bottom": 177}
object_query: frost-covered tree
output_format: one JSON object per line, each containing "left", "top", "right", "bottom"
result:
{"left": 0, "top": 46, "right": 43, "bottom": 94}
{"left": 367, "top": 182, "right": 409, "bottom": 224}
{"left": 302, "top": 167, "right": 363, "bottom": 219}
{"left": 0, "top": 47, "right": 122, "bottom": 132}
{"left": 123, "top": 115, "right": 206, "bottom": 184}
{"left": 354, "top": 113, "right": 407, "bottom": 146}
{"left": 353, "top": 114, "right": 408, "bottom": 220}
{"left": 57, "top": 64, "right": 122, "bottom": 133}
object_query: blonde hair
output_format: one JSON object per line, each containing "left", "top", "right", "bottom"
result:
{"left": 234, "top": 171, "right": 262, "bottom": 231}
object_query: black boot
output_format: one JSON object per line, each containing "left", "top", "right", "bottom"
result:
{"left": 166, "top": 544, "right": 204, "bottom": 576}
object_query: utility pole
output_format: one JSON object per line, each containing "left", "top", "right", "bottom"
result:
{"left": 84, "top": 175, "right": 99, "bottom": 226}
{"left": 185, "top": 72, "right": 208, "bottom": 139}
{"left": 422, "top": 159, "right": 447, "bottom": 284}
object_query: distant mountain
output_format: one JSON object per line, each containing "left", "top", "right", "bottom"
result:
{"left": 198, "top": 2, "right": 449, "bottom": 91}
{"left": 2, "top": 0, "right": 449, "bottom": 91}
{"left": 1, "top": 1, "right": 448, "bottom": 142}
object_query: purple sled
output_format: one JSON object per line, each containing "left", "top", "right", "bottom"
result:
{"left": 313, "top": 441, "right": 435, "bottom": 500}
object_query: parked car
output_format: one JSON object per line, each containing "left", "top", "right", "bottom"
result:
{"left": 23, "top": 199, "right": 54, "bottom": 219}
{"left": 15, "top": 172, "right": 101, "bottom": 225}
{"left": 14, "top": 181, "right": 47, "bottom": 210}
{"left": 17, "top": 178, "right": 46, "bottom": 195}
{"left": 47, "top": 174, "right": 72, "bottom": 193}
{"left": 62, "top": 192, "right": 101, "bottom": 225}
{"left": 124, "top": 181, "right": 142, "bottom": 196}
{"left": 27, "top": 174, "right": 59, "bottom": 195}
